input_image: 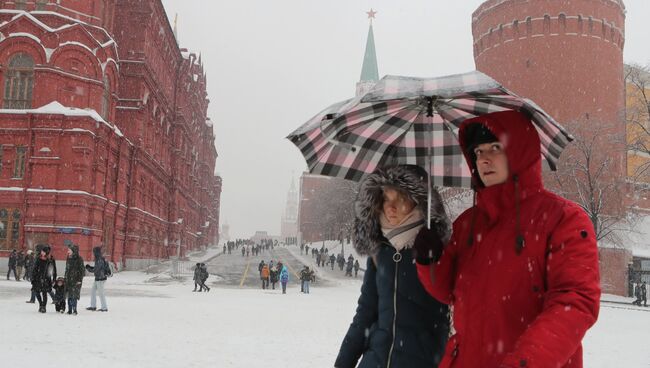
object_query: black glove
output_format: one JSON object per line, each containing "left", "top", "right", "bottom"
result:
{"left": 413, "top": 226, "right": 444, "bottom": 265}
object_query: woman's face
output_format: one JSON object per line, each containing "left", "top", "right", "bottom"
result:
{"left": 382, "top": 188, "right": 416, "bottom": 226}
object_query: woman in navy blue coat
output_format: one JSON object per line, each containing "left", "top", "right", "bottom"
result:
{"left": 335, "top": 165, "right": 450, "bottom": 368}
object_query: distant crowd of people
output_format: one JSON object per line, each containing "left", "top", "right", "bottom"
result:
{"left": 300, "top": 243, "right": 360, "bottom": 278}
{"left": 257, "top": 259, "right": 290, "bottom": 294}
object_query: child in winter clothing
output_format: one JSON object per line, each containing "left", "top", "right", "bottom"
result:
{"left": 53, "top": 277, "right": 66, "bottom": 313}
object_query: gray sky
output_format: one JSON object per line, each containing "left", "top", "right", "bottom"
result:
{"left": 160, "top": 0, "right": 650, "bottom": 239}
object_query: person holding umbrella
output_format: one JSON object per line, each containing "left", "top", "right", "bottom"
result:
{"left": 335, "top": 165, "right": 450, "bottom": 368}
{"left": 414, "top": 110, "right": 600, "bottom": 368}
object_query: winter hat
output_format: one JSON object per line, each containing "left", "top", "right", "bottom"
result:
{"left": 464, "top": 123, "right": 498, "bottom": 163}
{"left": 42, "top": 245, "right": 51, "bottom": 255}
{"left": 66, "top": 243, "right": 79, "bottom": 254}
{"left": 92, "top": 246, "right": 102, "bottom": 258}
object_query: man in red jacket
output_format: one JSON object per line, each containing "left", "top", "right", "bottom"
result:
{"left": 414, "top": 110, "right": 600, "bottom": 368}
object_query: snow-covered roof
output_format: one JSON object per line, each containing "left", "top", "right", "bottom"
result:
{"left": 0, "top": 10, "right": 119, "bottom": 64}
{"left": 0, "top": 101, "right": 123, "bottom": 137}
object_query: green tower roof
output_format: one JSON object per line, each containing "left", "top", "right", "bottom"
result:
{"left": 360, "top": 24, "right": 379, "bottom": 82}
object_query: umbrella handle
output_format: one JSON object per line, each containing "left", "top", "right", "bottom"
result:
{"left": 426, "top": 108, "right": 433, "bottom": 229}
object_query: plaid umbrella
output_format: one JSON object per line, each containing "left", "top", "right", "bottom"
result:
{"left": 288, "top": 71, "right": 573, "bottom": 188}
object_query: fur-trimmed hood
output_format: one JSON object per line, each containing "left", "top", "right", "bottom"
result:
{"left": 352, "top": 165, "right": 451, "bottom": 256}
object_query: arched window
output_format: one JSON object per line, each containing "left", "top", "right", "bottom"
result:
{"left": 0, "top": 208, "right": 21, "bottom": 249}
{"left": 101, "top": 75, "right": 110, "bottom": 120}
{"left": 13, "top": 146, "right": 27, "bottom": 179}
{"left": 3, "top": 53, "right": 34, "bottom": 109}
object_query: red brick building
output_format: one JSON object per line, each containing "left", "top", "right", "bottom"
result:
{"left": 0, "top": 0, "right": 221, "bottom": 269}
{"left": 471, "top": 0, "right": 628, "bottom": 295}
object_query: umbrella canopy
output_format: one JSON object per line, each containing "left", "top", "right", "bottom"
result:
{"left": 288, "top": 71, "right": 573, "bottom": 188}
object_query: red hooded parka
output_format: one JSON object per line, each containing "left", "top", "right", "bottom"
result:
{"left": 417, "top": 110, "right": 600, "bottom": 368}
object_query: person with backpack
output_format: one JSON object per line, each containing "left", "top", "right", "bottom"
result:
{"left": 86, "top": 246, "right": 111, "bottom": 312}
{"left": 279, "top": 265, "right": 289, "bottom": 294}
{"left": 261, "top": 263, "right": 270, "bottom": 290}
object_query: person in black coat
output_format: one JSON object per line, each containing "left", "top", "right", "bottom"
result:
{"left": 64, "top": 244, "right": 85, "bottom": 315}
{"left": 24, "top": 250, "right": 34, "bottom": 281}
{"left": 335, "top": 165, "right": 450, "bottom": 368}
{"left": 31, "top": 245, "right": 56, "bottom": 313}
{"left": 6, "top": 249, "right": 18, "bottom": 280}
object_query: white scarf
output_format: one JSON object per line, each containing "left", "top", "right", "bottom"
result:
{"left": 380, "top": 208, "right": 425, "bottom": 251}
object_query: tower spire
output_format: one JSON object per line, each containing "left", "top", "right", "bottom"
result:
{"left": 356, "top": 9, "right": 380, "bottom": 96}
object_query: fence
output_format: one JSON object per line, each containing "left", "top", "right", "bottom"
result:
{"left": 171, "top": 259, "right": 195, "bottom": 277}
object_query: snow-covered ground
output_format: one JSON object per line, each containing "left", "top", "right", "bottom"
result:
{"left": 0, "top": 244, "right": 648, "bottom": 367}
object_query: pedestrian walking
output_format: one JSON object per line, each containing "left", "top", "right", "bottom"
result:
{"left": 353, "top": 260, "right": 360, "bottom": 277}
{"left": 279, "top": 265, "right": 289, "bottom": 294}
{"left": 345, "top": 258, "right": 353, "bottom": 277}
{"left": 46, "top": 253, "right": 57, "bottom": 302}
{"left": 6, "top": 249, "right": 18, "bottom": 280}
{"left": 24, "top": 250, "right": 34, "bottom": 281}
{"left": 31, "top": 245, "right": 56, "bottom": 313}
{"left": 329, "top": 254, "right": 336, "bottom": 270}
{"left": 415, "top": 111, "right": 600, "bottom": 367}
{"left": 261, "top": 263, "right": 270, "bottom": 290}
{"left": 16, "top": 250, "right": 25, "bottom": 281}
{"left": 269, "top": 265, "right": 279, "bottom": 290}
{"left": 86, "top": 246, "right": 111, "bottom": 312}
{"left": 64, "top": 243, "right": 85, "bottom": 315}
{"left": 335, "top": 165, "right": 450, "bottom": 368}
{"left": 193, "top": 263, "right": 202, "bottom": 292}
{"left": 198, "top": 263, "right": 210, "bottom": 292}
{"left": 300, "top": 266, "right": 313, "bottom": 294}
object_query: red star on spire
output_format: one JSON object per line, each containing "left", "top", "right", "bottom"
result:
{"left": 367, "top": 8, "right": 377, "bottom": 20}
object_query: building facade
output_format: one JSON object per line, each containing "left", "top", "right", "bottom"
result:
{"left": 0, "top": 0, "right": 221, "bottom": 269}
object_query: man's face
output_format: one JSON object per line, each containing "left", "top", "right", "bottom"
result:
{"left": 473, "top": 141, "right": 509, "bottom": 187}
